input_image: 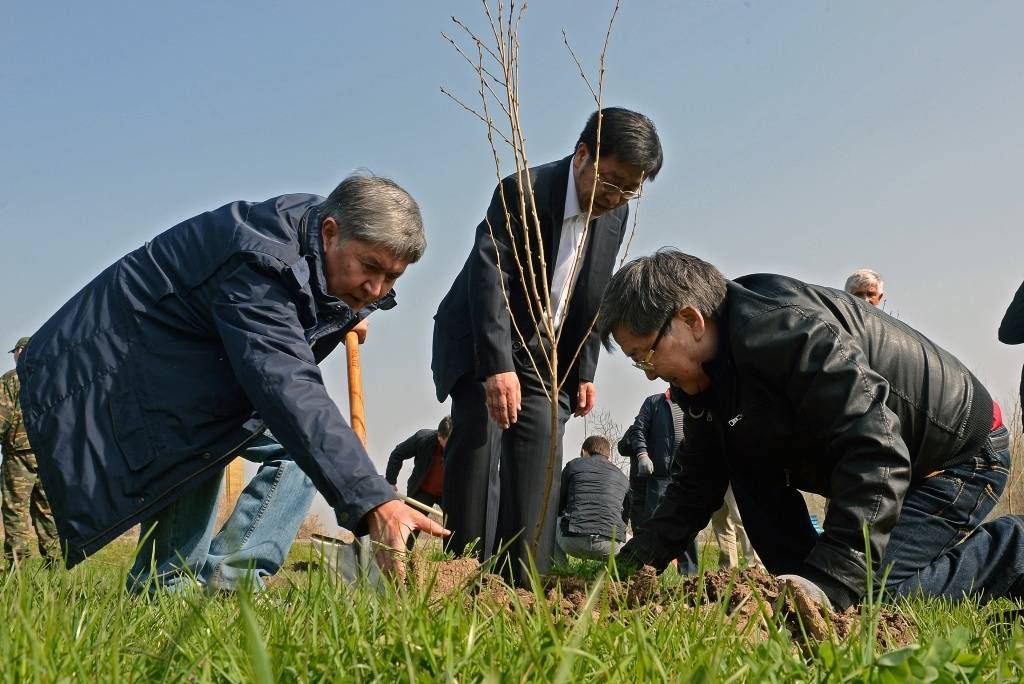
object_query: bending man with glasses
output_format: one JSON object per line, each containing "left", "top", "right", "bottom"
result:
{"left": 600, "top": 249, "right": 1023, "bottom": 611}
{"left": 432, "top": 108, "right": 663, "bottom": 583}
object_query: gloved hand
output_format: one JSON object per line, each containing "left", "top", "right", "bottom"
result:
{"left": 778, "top": 574, "right": 833, "bottom": 612}
{"left": 636, "top": 452, "right": 655, "bottom": 476}
{"left": 613, "top": 543, "right": 645, "bottom": 578}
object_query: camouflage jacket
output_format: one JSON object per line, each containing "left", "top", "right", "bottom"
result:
{"left": 0, "top": 368, "right": 31, "bottom": 452}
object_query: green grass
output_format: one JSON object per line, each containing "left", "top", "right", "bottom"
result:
{"left": 2, "top": 542, "right": 1024, "bottom": 682}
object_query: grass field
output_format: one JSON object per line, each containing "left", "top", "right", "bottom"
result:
{"left": 3, "top": 541, "right": 1024, "bottom": 683}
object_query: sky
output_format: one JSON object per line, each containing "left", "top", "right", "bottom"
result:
{"left": 3, "top": 2, "right": 1023, "bottom": 532}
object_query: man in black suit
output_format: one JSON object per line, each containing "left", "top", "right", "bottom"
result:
{"left": 431, "top": 107, "right": 663, "bottom": 582}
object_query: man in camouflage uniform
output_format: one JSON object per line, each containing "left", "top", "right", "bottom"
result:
{"left": 1, "top": 337, "right": 58, "bottom": 565}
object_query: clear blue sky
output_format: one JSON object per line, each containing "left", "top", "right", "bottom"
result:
{"left": 3, "top": 2, "right": 1023, "bottom": 529}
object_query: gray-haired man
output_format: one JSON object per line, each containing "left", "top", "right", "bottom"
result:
{"left": 844, "top": 268, "right": 884, "bottom": 306}
{"left": 18, "top": 175, "right": 447, "bottom": 592}
{"left": 600, "top": 249, "right": 1021, "bottom": 610}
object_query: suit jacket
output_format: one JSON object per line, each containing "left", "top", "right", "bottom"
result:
{"left": 385, "top": 429, "right": 440, "bottom": 495}
{"left": 431, "top": 155, "right": 628, "bottom": 401}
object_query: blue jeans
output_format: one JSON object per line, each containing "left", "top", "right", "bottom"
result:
{"left": 732, "top": 425, "right": 1024, "bottom": 603}
{"left": 883, "top": 425, "right": 1024, "bottom": 601}
{"left": 126, "top": 434, "right": 316, "bottom": 595}
{"left": 553, "top": 517, "right": 624, "bottom": 565}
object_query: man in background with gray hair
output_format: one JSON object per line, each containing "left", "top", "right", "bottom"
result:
{"left": 600, "top": 249, "right": 1021, "bottom": 611}
{"left": 844, "top": 268, "right": 884, "bottom": 306}
{"left": 18, "top": 175, "right": 447, "bottom": 592}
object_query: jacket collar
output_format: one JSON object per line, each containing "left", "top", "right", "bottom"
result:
{"left": 700, "top": 281, "right": 741, "bottom": 382}
{"left": 669, "top": 286, "right": 735, "bottom": 411}
{"left": 701, "top": 318, "right": 731, "bottom": 381}
{"left": 298, "top": 205, "right": 397, "bottom": 321}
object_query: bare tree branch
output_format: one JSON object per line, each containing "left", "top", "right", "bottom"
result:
{"left": 442, "top": 0, "right": 632, "bottom": 562}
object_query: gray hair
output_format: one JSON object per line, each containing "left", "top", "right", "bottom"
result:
{"left": 597, "top": 249, "right": 727, "bottom": 350}
{"left": 320, "top": 174, "right": 425, "bottom": 263}
{"left": 844, "top": 268, "right": 883, "bottom": 295}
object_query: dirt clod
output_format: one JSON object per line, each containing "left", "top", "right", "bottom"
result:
{"left": 409, "top": 556, "right": 480, "bottom": 602}
{"left": 294, "top": 557, "right": 916, "bottom": 649}
{"left": 496, "top": 563, "right": 912, "bottom": 647}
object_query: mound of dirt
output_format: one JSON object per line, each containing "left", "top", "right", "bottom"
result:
{"left": 406, "top": 560, "right": 915, "bottom": 649}
{"left": 671, "top": 568, "right": 915, "bottom": 648}
{"left": 409, "top": 556, "right": 481, "bottom": 601}
{"left": 287, "top": 553, "right": 915, "bottom": 649}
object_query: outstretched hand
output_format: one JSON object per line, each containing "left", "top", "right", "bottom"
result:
{"left": 613, "top": 542, "right": 646, "bottom": 578}
{"left": 778, "top": 574, "right": 833, "bottom": 612}
{"left": 365, "top": 499, "right": 450, "bottom": 582}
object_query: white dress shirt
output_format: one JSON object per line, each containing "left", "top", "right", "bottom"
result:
{"left": 549, "top": 166, "right": 588, "bottom": 329}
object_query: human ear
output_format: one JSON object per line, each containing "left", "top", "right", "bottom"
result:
{"left": 680, "top": 306, "right": 706, "bottom": 339}
{"left": 572, "top": 142, "right": 590, "bottom": 172}
{"left": 320, "top": 216, "right": 339, "bottom": 250}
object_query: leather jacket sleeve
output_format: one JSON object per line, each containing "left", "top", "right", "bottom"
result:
{"left": 620, "top": 408, "right": 729, "bottom": 568}
{"left": 733, "top": 308, "right": 911, "bottom": 604}
{"left": 210, "top": 259, "right": 398, "bottom": 533}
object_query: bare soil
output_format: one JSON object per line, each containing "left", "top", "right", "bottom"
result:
{"left": 402, "top": 559, "right": 916, "bottom": 649}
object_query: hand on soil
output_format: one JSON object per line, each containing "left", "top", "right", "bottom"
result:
{"left": 485, "top": 372, "right": 521, "bottom": 428}
{"left": 366, "top": 499, "right": 450, "bottom": 582}
{"left": 778, "top": 574, "right": 833, "bottom": 612}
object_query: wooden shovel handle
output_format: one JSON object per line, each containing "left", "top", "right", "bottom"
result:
{"left": 345, "top": 331, "right": 367, "bottom": 447}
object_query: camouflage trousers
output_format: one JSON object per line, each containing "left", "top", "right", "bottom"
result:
{"left": 1, "top": 449, "right": 59, "bottom": 564}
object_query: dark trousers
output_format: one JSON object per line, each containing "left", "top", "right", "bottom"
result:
{"left": 629, "top": 476, "right": 647, "bottom": 528}
{"left": 443, "top": 365, "right": 571, "bottom": 584}
{"left": 732, "top": 425, "right": 1024, "bottom": 602}
{"left": 443, "top": 375, "right": 502, "bottom": 560}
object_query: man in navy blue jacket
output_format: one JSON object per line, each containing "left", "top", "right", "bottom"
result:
{"left": 18, "top": 175, "right": 447, "bottom": 592}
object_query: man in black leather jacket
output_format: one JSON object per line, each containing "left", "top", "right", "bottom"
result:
{"left": 598, "top": 249, "right": 1023, "bottom": 610}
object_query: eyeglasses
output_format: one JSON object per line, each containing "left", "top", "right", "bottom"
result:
{"left": 632, "top": 312, "right": 675, "bottom": 372}
{"left": 595, "top": 174, "right": 643, "bottom": 200}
